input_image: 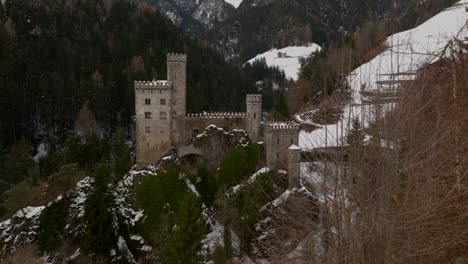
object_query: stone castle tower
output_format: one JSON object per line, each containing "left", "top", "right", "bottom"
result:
{"left": 246, "top": 94, "right": 262, "bottom": 142}
{"left": 167, "top": 53, "right": 187, "bottom": 146}
{"left": 134, "top": 53, "right": 187, "bottom": 167}
{"left": 134, "top": 53, "right": 300, "bottom": 177}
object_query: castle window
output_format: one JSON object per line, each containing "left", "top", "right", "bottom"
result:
{"left": 254, "top": 113, "right": 257, "bottom": 119}
{"left": 291, "top": 139, "right": 293, "bottom": 144}
{"left": 145, "top": 126, "right": 151, "bottom": 133}
{"left": 160, "top": 112, "right": 167, "bottom": 119}
{"left": 172, "top": 99, "right": 177, "bottom": 105}
{"left": 172, "top": 112, "right": 177, "bottom": 118}
{"left": 145, "top": 98, "right": 151, "bottom": 105}
{"left": 144, "top": 112, "right": 152, "bottom": 119}
{"left": 193, "top": 128, "right": 199, "bottom": 136}
{"left": 277, "top": 152, "right": 280, "bottom": 158}
{"left": 160, "top": 98, "right": 166, "bottom": 105}
{"left": 277, "top": 139, "right": 280, "bottom": 144}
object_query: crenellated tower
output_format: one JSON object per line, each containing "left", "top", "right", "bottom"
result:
{"left": 167, "top": 53, "right": 187, "bottom": 145}
{"left": 246, "top": 94, "right": 262, "bottom": 142}
{"left": 134, "top": 80, "right": 173, "bottom": 167}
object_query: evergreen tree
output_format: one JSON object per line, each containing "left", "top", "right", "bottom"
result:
{"left": 84, "top": 164, "right": 115, "bottom": 255}
{"left": 274, "top": 91, "right": 289, "bottom": 119}
{"left": 37, "top": 198, "right": 69, "bottom": 252}
{"left": 64, "top": 135, "right": 81, "bottom": 165}
{"left": 2, "top": 138, "right": 35, "bottom": 184}
{"left": 162, "top": 192, "right": 206, "bottom": 263}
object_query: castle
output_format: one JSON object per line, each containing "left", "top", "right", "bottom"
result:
{"left": 134, "top": 53, "right": 301, "bottom": 187}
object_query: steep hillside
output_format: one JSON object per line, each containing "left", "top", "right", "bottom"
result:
{"left": 138, "top": 0, "right": 235, "bottom": 34}
{"left": 205, "top": 0, "right": 411, "bottom": 60}
{"left": 298, "top": 0, "right": 468, "bottom": 149}
{"left": 0, "top": 0, "right": 257, "bottom": 150}
{"left": 246, "top": 43, "right": 321, "bottom": 81}
{"left": 0, "top": 125, "right": 316, "bottom": 263}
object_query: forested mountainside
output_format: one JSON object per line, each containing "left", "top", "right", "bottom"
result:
{"left": 135, "top": 0, "right": 235, "bottom": 35}
{"left": 0, "top": 0, "right": 287, "bottom": 151}
{"left": 204, "top": 0, "right": 458, "bottom": 60}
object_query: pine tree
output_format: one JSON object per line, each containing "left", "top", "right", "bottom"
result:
{"left": 274, "top": 91, "right": 289, "bottom": 119}
{"left": 2, "top": 138, "right": 35, "bottom": 184}
{"left": 84, "top": 164, "right": 115, "bottom": 256}
{"left": 162, "top": 192, "right": 206, "bottom": 263}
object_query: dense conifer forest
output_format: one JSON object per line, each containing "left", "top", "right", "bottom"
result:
{"left": 0, "top": 0, "right": 287, "bottom": 152}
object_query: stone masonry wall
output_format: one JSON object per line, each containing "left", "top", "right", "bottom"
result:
{"left": 134, "top": 81, "right": 173, "bottom": 167}
{"left": 263, "top": 122, "right": 301, "bottom": 170}
{"left": 185, "top": 112, "right": 247, "bottom": 140}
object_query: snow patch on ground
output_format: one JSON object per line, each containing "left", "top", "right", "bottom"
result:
{"left": 33, "top": 142, "right": 48, "bottom": 162}
{"left": 69, "top": 177, "right": 93, "bottom": 219}
{"left": 224, "top": 0, "right": 242, "bottom": 8}
{"left": 227, "top": 167, "right": 270, "bottom": 197}
{"left": 201, "top": 221, "right": 241, "bottom": 258}
{"left": 246, "top": 44, "right": 322, "bottom": 81}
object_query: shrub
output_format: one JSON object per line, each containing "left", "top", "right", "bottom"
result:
{"left": 37, "top": 198, "right": 69, "bottom": 252}
{"left": 218, "top": 144, "right": 260, "bottom": 187}
{"left": 2, "top": 181, "right": 39, "bottom": 217}
{"left": 191, "top": 164, "right": 218, "bottom": 206}
{"left": 45, "top": 164, "right": 86, "bottom": 202}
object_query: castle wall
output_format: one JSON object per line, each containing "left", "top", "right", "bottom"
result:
{"left": 134, "top": 81, "right": 173, "bottom": 167}
{"left": 135, "top": 53, "right": 289, "bottom": 170}
{"left": 263, "top": 123, "right": 301, "bottom": 170}
{"left": 185, "top": 112, "right": 247, "bottom": 140}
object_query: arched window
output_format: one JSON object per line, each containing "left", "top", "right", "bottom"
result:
{"left": 160, "top": 98, "right": 166, "bottom": 105}
{"left": 172, "top": 112, "right": 177, "bottom": 119}
{"left": 144, "top": 112, "right": 152, "bottom": 119}
{"left": 145, "top": 98, "right": 151, "bottom": 105}
{"left": 160, "top": 112, "right": 167, "bottom": 119}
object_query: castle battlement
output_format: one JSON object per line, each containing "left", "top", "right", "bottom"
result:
{"left": 187, "top": 112, "right": 247, "bottom": 119}
{"left": 167, "top": 53, "right": 187, "bottom": 62}
{"left": 134, "top": 80, "right": 172, "bottom": 90}
{"left": 262, "top": 121, "right": 301, "bottom": 130}
{"left": 246, "top": 94, "right": 262, "bottom": 103}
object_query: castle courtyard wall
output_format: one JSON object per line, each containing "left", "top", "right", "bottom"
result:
{"left": 185, "top": 113, "right": 247, "bottom": 140}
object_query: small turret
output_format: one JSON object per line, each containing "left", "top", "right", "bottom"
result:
{"left": 246, "top": 94, "right": 262, "bottom": 142}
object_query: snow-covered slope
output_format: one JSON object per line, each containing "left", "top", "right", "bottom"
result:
{"left": 246, "top": 44, "right": 321, "bottom": 81}
{"left": 298, "top": 0, "right": 468, "bottom": 150}
{"left": 224, "top": 0, "right": 243, "bottom": 8}
{"left": 349, "top": 0, "right": 468, "bottom": 102}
